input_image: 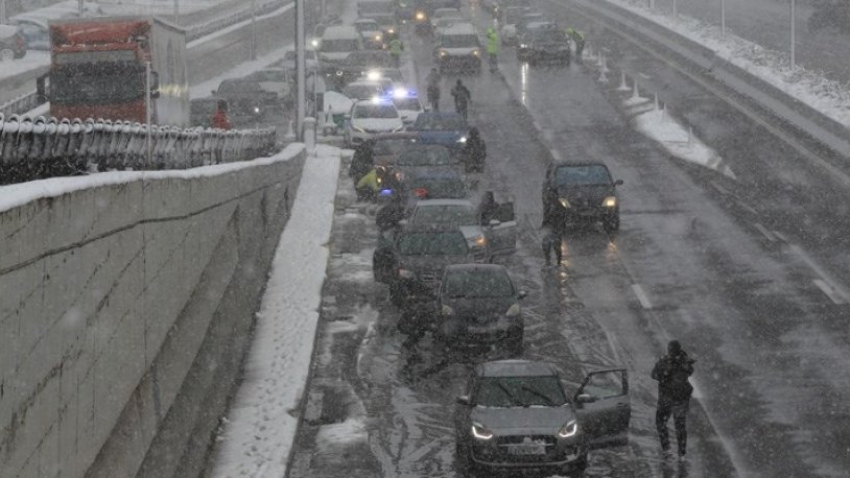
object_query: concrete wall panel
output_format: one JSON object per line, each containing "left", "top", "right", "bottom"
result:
{"left": 0, "top": 146, "right": 308, "bottom": 478}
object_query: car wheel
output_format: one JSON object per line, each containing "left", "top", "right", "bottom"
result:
{"left": 0, "top": 49, "right": 14, "bottom": 62}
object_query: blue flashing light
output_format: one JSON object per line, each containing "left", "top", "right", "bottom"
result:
{"left": 380, "top": 189, "right": 395, "bottom": 196}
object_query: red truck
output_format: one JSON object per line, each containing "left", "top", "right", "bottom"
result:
{"left": 39, "top": 16, "right": 189, "bottom": 126}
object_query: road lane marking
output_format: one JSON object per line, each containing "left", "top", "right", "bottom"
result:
{"left": 813, "top": 279, "right": 846, "bottom": 305}
{"left": 772, "top": 230, "right": 788, "bottom": 242}
{"left": 709, "top": 180, "right": 729, "bottom": 195}
{"left": 753, "top": 223, "right": 776, "bottom": 242}
{"left": 735, "top": 200, "right": 759, "bottom": 215}
{"left": 631, "top": 284, "right": 653, "bottom": 309}
{"left": 790, "top": 245, "right": 850, "bottom": 304}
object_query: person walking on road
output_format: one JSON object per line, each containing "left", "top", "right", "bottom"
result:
{"left": 425, "top": 67, "right": 441, "bottom": 111}
{"left": 566, "top": 28, "right": 585, "bottom": 63}
{"left": 389, "top": 37, "right": 403, "bottom": 68}
{"left": 211, "top": 99, "right": 231, "bottom": 130}
{"left": 541, "top": 207, "right": 565, "bottom": 266}
{"left": 651, "top": 340, "right": 695, "bottom": 460}
{"left": 451, "top": 79, "right": 471, "bottom": 120}
{"left": 486, "top": 27, "right": 500, "bottom": 72}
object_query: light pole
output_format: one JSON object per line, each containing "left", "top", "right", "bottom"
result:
{"left": 174, "top": 0, "right": 180, "bottom": 23}
{"left": 251, "top": 0, "right": 257, "bottom": 60}
{"left": 721, "top": 0, "right": 726, "bottom": 37}
{"left": 790, "top": 0, "right": 796, "bottom": 67}
{"left": 0, "top": 0, "right": 6, "bottom": 25}
{"left": 673, "top": 0, "right": 677, "bottom": 17}
{"left": 78, "top": 0, "right": 84, "bottom": 15}
{"left": 295, "top": 0, "right": 306, "bottom": 140}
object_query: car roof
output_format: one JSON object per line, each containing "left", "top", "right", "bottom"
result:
{"left": 353, "top": 98, "right": 394, "bottom": 106}
{"left": 553, "top": 160, "right": 611, "bottom": 169}
{"left": 441, "top": 22, "right": 476, "bottom": 35}
{"left": 414, "top": 198, "right": 474, "bottom": 208}
{"left": 354, "top": 18, "right": 379, "bottom": 24}
{"left": 322, "top": 25, "right": 360, "bottom": 38}
{"left": 475, "top": 360, "right": 560, "bottom": 378}
{"left": 418, "top": 111, "right": 464, "bottom": 119}
{"left": 445, "top": 263, "right": 509, "bottom": 275}
{"left": 405, "top": 168, "right": 463, "bottom": 179}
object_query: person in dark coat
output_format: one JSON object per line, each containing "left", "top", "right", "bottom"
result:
{"left": 425, "top": 68, "right": 441, "bottom": 111}
{"left": 541, "top": 208, "right": 565, "bottom": 265}
{"left": 651, "top": 340, "right": 695, "bottom": 459}
{"left": 478, "top": 191, "right": 499, "bottom": 226}
{"left": 349, "top": 140, "right": 376, "bottom": 187}
{"left": 463, "top": 127, "right": 486, "bottom": 172}
{"left": 451, "top": 79, "right": 472, "bottom": 120}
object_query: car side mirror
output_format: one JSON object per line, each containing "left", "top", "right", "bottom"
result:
{"left": 518, "top": 290, "right": 528, "bottom": 300}
{"left": 456, "top": 395, "right": 471, "bottom": 406}
{"left": 575, "top": 393, "right": 595, "bottom": 404}
{"left": 614, "top": 179, "right": 624, "bottom": 186}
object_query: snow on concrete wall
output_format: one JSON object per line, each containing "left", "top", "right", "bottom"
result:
{"left": 0, "top": 144, "right": 307, "bottom": 478}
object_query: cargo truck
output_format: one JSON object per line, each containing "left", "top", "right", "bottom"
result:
{"left": 38, "top": 16, "right": 189, "bottom": 126}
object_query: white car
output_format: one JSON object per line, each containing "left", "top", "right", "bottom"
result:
{"left": 251, "top": 67, "right": 293, "bottom": 105}
{"left": 430, "top": 8, "right": 463, "bottom": 32}
{"left": 342, "top": 80, "right": 385, "bottom": 100}
{"left": 344, "top": 98, "right": 405, "bottom": 146}
{"left": 392, "top": 90, "right": 424, "bottom": 125}
{"left": 353, "top": 18, "right": 384, "bottom": 49}
{"left": 406, "top": 199, "right": 517, "bottom": 258}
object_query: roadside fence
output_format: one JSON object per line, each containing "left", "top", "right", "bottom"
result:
{"left": 0, "top": 114, "right": 277, "bottom": 185}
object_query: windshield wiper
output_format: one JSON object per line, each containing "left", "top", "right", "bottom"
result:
{"left": 497, "top": 382, "right": 523, "bottom": 407}
{"left": 520, "top": 386, "right": 556, "bottom": 406}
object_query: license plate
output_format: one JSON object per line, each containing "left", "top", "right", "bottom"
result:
{"left": 508, "top": 445, "right": 545, "bottom": 456}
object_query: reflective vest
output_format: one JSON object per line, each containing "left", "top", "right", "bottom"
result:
{"left": 486, "top": 31, "right": 499, "bottom": 55}
{"left": 389, "top": 38, "right": 402, "bottom": 56}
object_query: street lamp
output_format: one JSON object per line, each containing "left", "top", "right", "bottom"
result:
{"left": 174, "top": 0, "right": 180, "bottom": 23}
{"left": 295, "top": 0, "right": 306, "bottom": 140}
{"left": 790, "top": 0, "right": 796, "bottom": 67}
{"left": 721, "top": 0, "right": 726, "bottom": 37}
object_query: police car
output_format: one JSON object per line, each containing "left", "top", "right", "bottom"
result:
{"left": 344, "top": 97, "right": 406, "bottom": 147}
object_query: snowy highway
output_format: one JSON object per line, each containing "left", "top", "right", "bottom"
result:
{"left": 279, "top": 2, "right": 850, "bottom": 477}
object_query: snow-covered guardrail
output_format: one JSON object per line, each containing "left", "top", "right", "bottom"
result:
{"left": 0, "top": 92, "right": 41, "bottom": 118}
{"left": 185, "top": 0, "right": 290, "bottom": 41}
{"left": 0, "top": 113, "right": 277, "bottom": 185}
{"left": 572, "top": 0, "right": 850, "bottom": 158}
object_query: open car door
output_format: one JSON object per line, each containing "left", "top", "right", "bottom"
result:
{"left": 485, "top": 201, "right": 517, "bottom": 256}
{"left": 573, "top": 369, "right": 631, "bottom": 450}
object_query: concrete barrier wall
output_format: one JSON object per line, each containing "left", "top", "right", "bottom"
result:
{"left": 0, "top": 144, "right": 307, "bottom": 478}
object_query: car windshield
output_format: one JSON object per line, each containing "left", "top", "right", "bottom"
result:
{"left": 533, "top": 28, "right": 567, "bottom": 42}
{"left": 343, "top": 84, "right": 381, "bottom": 99}
{"left": 373, "top": 138, "right": 419, "bottom": 155}
{"left": 356, "top": 21, "right": 380, "bottom": 32}
{"left": 397, "top": 146, "right": 453, "bottom": 166}
{"left": 474, "top": 376, "right": 567, "bottom": 407}
{"left": 321, "top": 39, "right": 360, "bottom": 52}
{"left": 407, "top": 178, "right": 467, "bottom": 198}
{"left": 441, "top": 34, "right": 478, "bottom": 48}
{"left": 217, "top": 80, "right": 260, "bottom": 95}
{"left": 393, "top": 98, "right": 422, "bottom": 111}
{"left": 555, "top": 165, "right": 612, "bottom": 186}
{"left": 354, "top": 104, "right": 398, "bottom": 118}
{"left": 397, "top": 232, "right": 468, "bottom": 256}
{"left": 412, "top": 205, "right": 478, "bottom": 226}
{"left": 414, "top": 115, "right": 466, "bottom": 130}
{"left": 443, "top": 269, "right": 514, "bottom": 298}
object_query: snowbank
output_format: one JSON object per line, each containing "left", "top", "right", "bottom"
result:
{"left": 210, "top": 145, "right": 342, "bottom": 478}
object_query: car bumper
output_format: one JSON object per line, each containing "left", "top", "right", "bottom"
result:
{"left": 438, "top": 56, "right": 481, "bottom": 71}
{"left": 469, "top": 439, "right": 586, "bottom": 472}
{"left": 529, "top": 49, "right": 570, "bottom": 62}
{"left": 436, "top": 318, "right": 520, "bottom": 344}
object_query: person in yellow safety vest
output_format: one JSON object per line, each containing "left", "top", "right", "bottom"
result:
{"left": 389, "top": 37, "right": 403, "bottom": 67}
{"left": 566, "top": 27, "right": 585, "bottom": 62}
{"left": 486, "top": 27, "right": 499, "bottom": 72}
{"left": 356, "top": 167, "right": 381, "bottom": 201}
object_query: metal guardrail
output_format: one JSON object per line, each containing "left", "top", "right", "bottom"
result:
{"left": 572, "top": 0, "right": 850, "bottom": 158}
{"left": 0, "top": 92, "right": 40, "bottom": 118}
{"left": 185, "top": 0, "right": 290, "bottom": 41}
{"left": 0, "top": 113, "right": 277, "bottom": 185}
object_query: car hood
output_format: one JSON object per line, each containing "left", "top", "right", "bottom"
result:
{"left": 441, "top": 46, "right": 479, "bottom": 54}
{"left": 442, "top": 295, "right": 515, "bottom": 316}
{"left": 471, "top": 405, "right": 576, "bottom": 434}
{"left": 352, "top": 118, "right": 404, "bottom": 131}
{"left": 400, "top": 254, "right": 471, "bottom": 272}
{"left": 557, "top": 184, "right": 614, "bottom": 203}
{"left": 458, "top": 224, "right": 485, "bottom": 243}
{"left": 320, "top": 51, "right": 352, "bottom": 61}
{"left": 397, "top": 109, "right": 422, "bottom": 123}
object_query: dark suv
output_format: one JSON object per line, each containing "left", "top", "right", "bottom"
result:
{"left": 455, "top": 360, "right": 631, "bottom": 478}
{"left": 542, "top": 161, "right": 623, "bottom": 233}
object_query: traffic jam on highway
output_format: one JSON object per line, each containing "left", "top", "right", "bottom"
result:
{"left": 280, "top": 0, "right": 850, "bottom": 476}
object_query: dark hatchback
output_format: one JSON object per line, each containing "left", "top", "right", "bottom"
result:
{"left": 542, "top": 161, "right": 623, "bottom": 233}
{"left": 518, "top": 25, "right": 571, "bottom": 66}
{"left": 213, "top": 78, "right": 277, "bottom": 127}
{"left": 454, "top": 360, "right": 631, "bottom": 478}
{"left": 434, "top": 263, "right": 525, "bottom": 355}
{"left": 407, "top": 111, "right": 470, "bottom": 156}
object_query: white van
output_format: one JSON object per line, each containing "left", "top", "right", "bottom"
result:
{"left": 318, "top": 25, "right": 363, "bottom": 61}
{"left": 434, "top": 22, "right": 482, "bottom": 74}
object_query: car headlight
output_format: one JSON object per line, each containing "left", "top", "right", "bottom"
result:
{"left": 441, "top": 304, "right": 454, "bottom": 316}
{"left": 336, "top": 70, "right": 344, "bottom": 76}
{"left": 557, "top": 420, "right": 578, "bottom": 438}
{"left": 603, "top": 196, "right": 618, "bottom": 208}
{"left": 456, "top": 136, "right": 467, "bottom": 143}
{"left": 505, "top": 302, "right": 521, "bottom": 317}
{"left": 388, "top": 28, "right": 395, "bottom": 34}
{"left": 311, "top": 39, "right": 319, "bottom": 47}
{"left": 472, "top": 49, "right": 480, "bottom": 56}
{"left": 416, "top": 11, "right": 426, "bottom": 20}
{"left": 399, "top": 268, "right": 415, "bottom": 279}
{"left": 352, "top": 125, "right": 366, "bottom": 133}
{"left": 472, "top": 235, "right": 487, "bottom": 247}
{"left": 439, "top": 49, "right": 448, "bottom": 57}
{"left": 253, "top": 106, "right": 261, "bottom": 114}
{"left": 375, "top": 34, "right": 383, "bottom": 41}
{"left": 559, "top": 198, "right": 571, "bottom": 208}
{"left": 519, "top": 43, "right": 528, "bottom": 48}
{"left": 472, "top": 422, "right": 494, "bottom": 440}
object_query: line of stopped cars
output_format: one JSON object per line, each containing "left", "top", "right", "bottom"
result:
{"left": 359, "top": 115, "right": 629, "bottom": 478}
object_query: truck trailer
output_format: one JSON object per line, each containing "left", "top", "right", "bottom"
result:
{"left": 40, "top": 16, "right": 189, "bottom": 127}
